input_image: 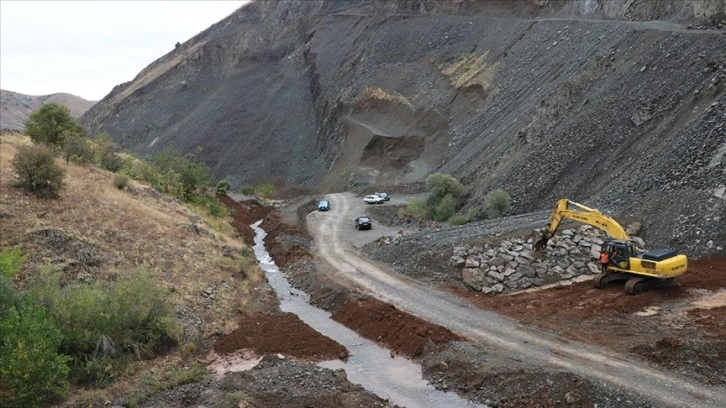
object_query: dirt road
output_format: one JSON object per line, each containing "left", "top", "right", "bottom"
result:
{"left": 308, "top": 192, "right": 726, "bottom": 408}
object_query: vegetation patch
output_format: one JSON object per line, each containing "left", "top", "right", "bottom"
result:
{"left": 440, "top": 51, "right": 500, "bottom": 96}
{"left": 359, "top": 86, "right": 414, "bottom": 109}
{"left": 28, "top": 269, "right": 178, "bottom": 387}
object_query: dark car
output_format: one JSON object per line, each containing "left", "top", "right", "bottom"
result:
{"left": 355, "top": 216, "right": 372, "bottom": 230}
{"left": 318, "top": 200, "right": 331, "bottom": 211}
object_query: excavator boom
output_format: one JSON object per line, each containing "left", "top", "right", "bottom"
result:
{"left": 534, "top": 199, "right": 628, "bottom": 250}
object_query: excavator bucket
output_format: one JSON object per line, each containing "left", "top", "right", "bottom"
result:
{"left": 532, "top": 229, "right": 549, "bottom": 251}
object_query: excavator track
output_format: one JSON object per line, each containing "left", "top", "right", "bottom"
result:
{"left": 592, "top": 271, "right": 630, "bottom": 288}
{"left": 625, "top": 276, "right": 674, "bottom": 295}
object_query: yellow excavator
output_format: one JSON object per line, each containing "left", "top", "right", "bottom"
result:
{"left": 533, "top": 199, "right": 688, "bottom": 295}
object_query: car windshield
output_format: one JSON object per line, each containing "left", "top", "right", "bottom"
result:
{"left": 320, "top": 201, "right": 329, "bottom": 206}
{"left": 358, "top": 217, "right": 370, "bottom": 222}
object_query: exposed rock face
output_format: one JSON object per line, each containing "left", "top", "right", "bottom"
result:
{"left": 0, "top": 89, "right": 95, "bottom": 132}
{"left": 80, "top": 0, "right": 725, "bottom": 255}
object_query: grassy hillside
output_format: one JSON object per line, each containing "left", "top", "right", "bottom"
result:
{"left": 0, "top": 133, "right": 262, "bottom": 405}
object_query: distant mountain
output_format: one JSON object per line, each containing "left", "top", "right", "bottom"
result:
{"left": 0, "top": 89, "right": 95, "bottom": 132}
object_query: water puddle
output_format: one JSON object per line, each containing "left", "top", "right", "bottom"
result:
{"left": 208, "top": 349, "right": 262, "bottom": 378}
{"left": 252, "top": 220, "right": 486, "bottom": 408}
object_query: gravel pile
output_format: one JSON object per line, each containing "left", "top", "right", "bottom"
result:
{"left": 138, "top": 355, "right": 396, "bottom": 408}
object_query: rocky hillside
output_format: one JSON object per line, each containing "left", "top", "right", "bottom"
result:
{"left": 0, "top": 89, "right": 95, "bottom": 131}
{"left": 80, "top": 0, "right": 725, "bottom": 255}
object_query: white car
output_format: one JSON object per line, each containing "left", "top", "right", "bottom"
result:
{"left": 363, "top": 194, "right": 385, "bottom": 204}
{"left": 374, "top": 192, "right": 390, "bottom": 201}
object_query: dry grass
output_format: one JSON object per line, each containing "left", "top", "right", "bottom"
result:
{"left": 359, "top": 86, "right": 414, "bottom": 109}
{"left": 440, "top": 51, "right": 500, "bottom": 95}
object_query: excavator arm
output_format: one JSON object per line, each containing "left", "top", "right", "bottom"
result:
{"left": 534, "top": 198, "right": 629, "bottom": 250}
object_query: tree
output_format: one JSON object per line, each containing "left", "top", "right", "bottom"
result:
{"left": 426, "top": 173, "right": 464, "bottom": 200}
{"left": 63, "top": 135, "right": 94, "bottom": 165}
{"left": 153, "top": 148, "right": 211, "bottom": 201}
{"left": 24, "top": 103, "right": 85, "bottom": 149}
{"left": 485, "top": 188, "right": 511, "bottom": 218}
{"left": 11, "top": 144, "right": 66, "bottom": 199}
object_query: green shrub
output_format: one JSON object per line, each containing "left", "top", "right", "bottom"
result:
{"left": 24, "top": 102, "right": 84, "bottom": 149}
{"left": 122, "top": 159, "right": 159, "bottom": 185}
{"left": 239, "top": 185, "right": 255, "bottom": 195}
{"left": 11, "top": 144, "right": 66, "bottom": 199}
{"left": 0, "top": 245, "right": 27, "bottom": 278}
{"left": 403, "top": 198, "right": 429, "bottom": 221}
{"left": 485, "top": 188, "right": 511, "bottom": 218}
{"left": 205, "top": 197, "right": 228, "bottom": 218}
{"left": 92, "top": 133, "right": 117, "bottom": 161}
{"left": 113, "top": 173, "right": 130, "bottom": 190}
{"left": 0, "top": 294, "right": 70, "bottom": 408}
{"left": 29, "top": 271, "right": 177, "bottom": 386}
{"left": 448, "top": 214, "right": 472, "bottom": 225}
{"left": 0, "top": 276, "right": 22, "bottom": 320}
{"left": 426, "top": 173, "right": 464, "bottom": 200}
{"left": 433, "top": 194, "right": 459, "bottom": 221}
{"left": 100, "top": 152, "right": 125, "bottom": 173}
{"left": 153, "top": 149, "right": 211, "bottom": 201}
{"left": 63, "top": 135, "right": 95, "bottom": 165}
{"left": 216, "top": 180, "right": 232, "bottom": 195}
{"left": 254, "top": 183, "right": 276, "bottom": 199}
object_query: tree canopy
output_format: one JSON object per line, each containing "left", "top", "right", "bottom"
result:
{"left": 24, "top": 102, "right": 85, "bottom": 148}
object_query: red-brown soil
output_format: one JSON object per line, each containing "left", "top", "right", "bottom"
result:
{"left": 332, "top": 296, "right": 464, "bottom": 358}
{"left": 446, "top": 258, "right": 726, "bottom": 340}
{"left": 261, "top": 212, "right": 313, "bottom": 268}
{"left": 445, "top": 258, "right": 726, "bottom": 385}
{"left": 214, "top": 311, "right": 347, "bottom": 361}
{"left": 217, "top": 194, "right": 270, "bottom": 244}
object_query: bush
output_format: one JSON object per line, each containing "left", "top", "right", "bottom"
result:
{"left": 113, "top": 174, "right": 130, "bottom": 190}
{"left": 0, "top": 291, "right": 70, "bottom": 408}
{"left": 426, "top": 173, "right": 464, "bottom": 200}
{"left": 433, "top": 194, "right": 459, "bottom": 221}
{"left": 24, "top": 102, "right": 85, "bottom": 148}
{"left": 448, "top": 213, "right": 472, "bottom": 226}
{"left": 216, "top": 180, "right": 231, "bottom": 195}
{"left": 0, "top": 276, "right": 22, "bottom": 320}
{"left": 485, "top": 188, "right": 511, "bottom": 218}
{"left": 11, "top": 144, "right": 66, "bottom": 199}
{"left": 403, "top": 198, "right": 429, "bottom": 221}
{"left": 29, "top": 271, "right": 177, "bottom": 386}
{"left": 254, "top": 183, "right": 276, "bottom": 199}
{"left": 100, "top": 152, "right": 125, "bottom": 173}
{"left": 205, "top": 197, "right": 228, "bottom": 218}
{"left": 153, "top": 149, "right": 211, "bottom": 201}
{"left": 0, "top": 245, "right": 27, "bottom": 278}
{"left": 63, "top": 136, "right": 95, "bottom": 165}
{"left": 121, "top": 159, "right": 158, "bottom": 185}
{"left": 239, "top": 185, "right": 255, "bottom": 195}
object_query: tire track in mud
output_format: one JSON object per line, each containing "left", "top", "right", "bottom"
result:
{"left": 310, "top": 192, "right": 726, "bottom": 408}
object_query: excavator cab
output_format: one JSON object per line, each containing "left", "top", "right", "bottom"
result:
{"left": 601, "top": 240, "right": 634, "bottom": 270}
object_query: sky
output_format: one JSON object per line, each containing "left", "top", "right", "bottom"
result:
{"left": 1, "top": 1, "right": 248, "bottom": 101}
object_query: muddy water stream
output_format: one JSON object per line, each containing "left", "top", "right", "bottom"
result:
{"left": 252, "top": 221, "right": 486, "bottom": 408}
